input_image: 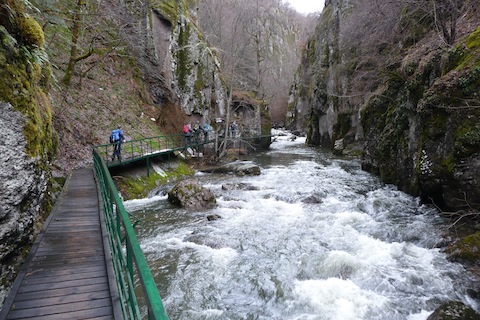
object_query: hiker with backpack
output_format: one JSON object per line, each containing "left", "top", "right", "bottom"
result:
{"left": 110, "top": 126, "right": 125, "bottom": 161}
{"left": 192, "top": 121, "right": 201, "bottom": 144}
{"left": 202, "top": 123, "right": 211, "bottom": 142}
{"left": 230, "top": 121, "right": 238, "bottom": 139}
{"left": 183, "top": 123, "right": 192, "bottom": 145}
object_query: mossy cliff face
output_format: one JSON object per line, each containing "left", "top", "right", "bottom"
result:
{"left": 152, "top": 0, "right": 228, "bottom": 120}
{"left": 0, "top": 1, "right": 55, "bottom": 307}
{"left": 290, "top": 0, "right": 480, "bottom": 211}
{"left": 362, "top": 25, "right": 480, "bottom": 210}
{"left": 287, "top": 1, "right": 363, "bottom": 148}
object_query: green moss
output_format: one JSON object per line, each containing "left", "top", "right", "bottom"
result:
{"left": 116, "top": 161, "right": 195, "bottom": 200}
{"left": 466, "top": 26, "right": 480, "bottom": 50}
{"left": 447, "top": 232, "right": 480, "bottom": 265}
{"left": 333, "top": 112, "right": 351, "bottom": 141}
{"left": 0, "top": 25, "right": 55, "bottom": 160}
{"left": 442, "top": 46, "right": 465, "bottom": 74}
{"left": 194, "top": 62, "right": 204, "bottom": 91}
{"left": 458, "top": 66, "right": 480, "bottom": 95}
{"left": 421, "top": 109, "right": 448, "bottom": 139}
{"left": 175, "top": 23, "right": 191, "bottom": 90}
{"left": 448, "top": 26, "right": 480, "bottom": 71}
{"left": 153, "top": 0, "right": 178, "bottom": 23}
{"left": 18, "top": 14, "right": 45, "bottom": 47}
{"left": 455, "top": 123, "right": 480, "bottom": 157}
{"left": 440, "top": 154, "right": 456, "bottom": 175}
{"left": 193, "top": 61, "right": 205, "bottom": 109}
{"left": 306, "top": 39, "right": 316, "bottom": 65}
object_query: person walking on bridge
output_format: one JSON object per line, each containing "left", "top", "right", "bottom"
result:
{"left": 230, "top": 121, "right": 238, "bottom": 139}
{"left": 110, "top": 126, "right": 125, "bottom": 161}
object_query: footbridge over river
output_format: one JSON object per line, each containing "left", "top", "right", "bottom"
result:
{"left": 1, "top": 133, "right": 272, "bottom": 320}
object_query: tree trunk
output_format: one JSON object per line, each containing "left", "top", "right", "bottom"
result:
{"left": 63, "top": 0, "right": 86, "bottom": 86}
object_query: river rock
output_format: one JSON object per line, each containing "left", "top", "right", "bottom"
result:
{"left": 222, "top": 183, "right": 259, "bottom": 191}
{"left": 333, "top": 139, "right": 344, "bottom": 155}
{"left": 207, "top": 214, "right": 221, "bottom": 221}
{"left": 220, "top": 161, "right": 261, "bottom": 176}
{"left": 302, "top": 195, "right": 323, "bottom": 204}
{"left": 168, "top": 179, "right": 216, "bottom": 209}
{"left": 202, "top": 161, "right": 261, "bottom": 176}
{"left": 185, "top": 234, "right": 223, "bottom": 248}
{"left": 445, "top": 232, "right": 480, "bottom": 265}
{"left": 427, "top": 301, "right": 480, "bottom": 320}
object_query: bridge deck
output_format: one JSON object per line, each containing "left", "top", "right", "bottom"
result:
{"left": 0, "top": 168, "right": 120, "bottom": 320}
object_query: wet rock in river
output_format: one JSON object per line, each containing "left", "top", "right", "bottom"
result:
{"left": 201, "top": 161, "right": 261, "bottom": 176}
{"left": 207, "top": 214, "right": 221, "bottom": 221}
{"left": 168, "top": 179, "right": 216, "bottom": 210}
{"left": 427, "top": 301, "right": 480, "bottom": 320}
{"left": 221, "top": 183, "right": 259, "bottom": 191}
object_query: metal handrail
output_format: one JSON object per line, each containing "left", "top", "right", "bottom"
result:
{"left": 95, "top": 133, "right": 213, "bottom": 167}
{"left": 91, "top": 132, "right": 273, "bottom": 319}
{"left": 93, "top": 148, "right": 169, "bottom": 320}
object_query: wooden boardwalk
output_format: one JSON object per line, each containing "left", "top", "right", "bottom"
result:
{"left": 0, "top": 168, "right": 121, "bottom": 320}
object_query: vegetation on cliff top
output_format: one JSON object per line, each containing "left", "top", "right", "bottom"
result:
{"left": 0, "top": 0, "right": 55, "bottom": 161}
{"left": 29, "top": 0, "right": 172, "bottom": 172}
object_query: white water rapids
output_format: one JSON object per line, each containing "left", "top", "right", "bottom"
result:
{"left": 125, "top": 132, "right": 479, "bottom": 320}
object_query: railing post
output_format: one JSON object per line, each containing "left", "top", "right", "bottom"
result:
{"left": 146, "top": 158, "right": 150, "bottom": 177}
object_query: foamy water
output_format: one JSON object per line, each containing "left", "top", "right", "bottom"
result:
{"left": 125, "top": 131, "right": 478, "bottom": 320}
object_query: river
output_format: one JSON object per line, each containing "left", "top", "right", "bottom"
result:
{"left": 125, "top": 131, "right": 479, "bottom": 320}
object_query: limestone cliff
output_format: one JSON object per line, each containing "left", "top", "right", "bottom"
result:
{"left": 0, "top": 0, "right": 56, "bottom": 305}
{"left": 155, "top": 1, "right": 227, "bottom": 119}
{"left": 289, "top": 0, "right": 480, "bottom": 211}
{"left": 136, "top": 0, "right": 270, "bottom": 141}
{"left": 123, "top": 0, "right": 228, "bottom": 122}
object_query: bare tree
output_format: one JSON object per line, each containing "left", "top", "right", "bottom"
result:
{"left": 198, "top": 0, "right": 312, "bottom": 124}
{"left": 63, "top": 0, "right": 87, "bottom": 85}
{"left": 399, "top": 0, "right": 464, "bottom": 45}
{"left": 431, "top": 0, "right": 464, "bottom": 45}
{"left": 33, "top": 0, "right": 131, "bottom": 87}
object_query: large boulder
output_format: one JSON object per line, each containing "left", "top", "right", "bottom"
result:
{"left": 427, "top": 301, "right": 479, "bottom": 320}
{"left": 202, "top": 161, "right": 261, "bottom": 176}
{"left": 0, "top": 103, "right": 51, "bottom": 306}
{"left": 445, "top": 232, "right": 480, "bottom": 266}
{"left": 168, "top": 179, "right": 216, "bottom": 209}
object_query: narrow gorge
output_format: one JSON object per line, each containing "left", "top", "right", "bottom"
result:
{"left": 1, "top": 0, "right": 479, "bottom": 319}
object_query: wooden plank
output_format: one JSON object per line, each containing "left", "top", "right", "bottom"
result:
{"left": 34, "top": 248, "right": 103, "bottom": 257}
{"left": 17, "top": 277, "right": 109, "bottom": 293}
{"left": 23, "top": 264, "right": 106, "bottom": 279}
{"left": 39, "top": 233, "right": 102, "bottom": 242}
{"left": 8, "top": 306, "right": 113, "bottom": 320}
{"left": 14, "top": 283, "right": 110, "bottom": 302}
{"left": 28, "top": 255, "right": 106, "bottom": 268}
{"left": 86, "top": 316, "right": 116, "bottom": 320}
{"left": 48, "top": 217, "right": 100, "bottom": 223}
{"left": 11, "top": 290, "right": 111, "bottom": 309}
{"left": 22, "top": 270, "right": 107, "bottom": 286}
{"left": 7, "top": 298, "right": 112, "bottom": 319}
{"left": 44, "top": 226, "right": 101, "bottom": 233}
{"left": 36, "top": 244, "right": 104, "bottom": 253}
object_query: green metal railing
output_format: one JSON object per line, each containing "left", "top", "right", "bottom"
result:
{"left": 93, "top": 148, "right": 169, "bottom": 320}
{"left": 95, "top": 134, "right": 213, "bottom": 167}
{"left": 91, "top": 132, "right": 272, "bottom": 318}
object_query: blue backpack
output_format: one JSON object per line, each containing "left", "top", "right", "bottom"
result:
{"left": 110, "top": 129, "right": 120, "bottom": 143}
